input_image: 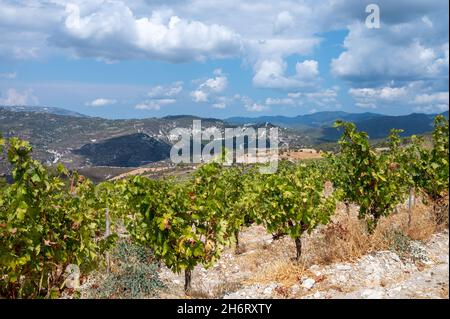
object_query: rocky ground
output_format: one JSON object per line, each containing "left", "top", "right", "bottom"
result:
{"left": 157, "top": 226, "right": 448, "bottom": 299}
{"left": 76, "top": 200, "right": 449, "bottom": 300}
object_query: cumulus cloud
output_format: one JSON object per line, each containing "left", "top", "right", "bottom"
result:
{"left": 349, "top": 87, "right": 409, "bottom": 108}
{"left": 412, "top": 92, "right": 449, "bottom": 113}
{"left": 49, "top": 2, "right": 242, "bottom": 62}
{"left": 331, "top": 18, "right": 448, "bottom": 85}
{"left": 245, "top": 102, "right": 267, "bottom": 112}
{"left": 247, "top": 36, "right": 320, "bottom": 89}
{"left": 239, "top": 96, "right": 268, "bottom": 112}
{"left": 348, "top": 82, "right": 449, "bottom": 113}
{"left": 190, "top": 69, "right": 228, "bottom": 102}
{"left": 295, "top": 60, "right": 319, "bottom": 81}
{"left": 285, "top": 87, "right": 341, "bottom": 108}
{"left": 252, "top": 59, "right": 320, "bottom": 89}
{"left": 0, "top": 88, "right": 39, "bottom": 106}
{"left": 148, "top": 81, "right": 183, "bottom": 98}
{"left": 265, "top": 97, "right": 295, "bottom": 106}
{"left": 211, "top": 96, "right": 231, "bottom": 109}
{"left": 135, "top": 98, "right": 176, "bottom": 110}
{"left": 190, "top": 90, "right": 209, "bottom": 103}
{"left": 273, "top": 11, "right": 295, "bottom": 34}
{"left": 413, "top": 92, "right": 449, "bottom": 105}
{"left": 86, "top": 98, "right": 117, "bottom": 107}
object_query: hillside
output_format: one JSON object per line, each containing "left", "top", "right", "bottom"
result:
{"left": 227, "top": 111, "right": 386, "bottom": 129}
{"left": 73, "top": 133, "right": 172, "bottom": 167}
{"left": 0, "top": 106, "right": 447, "bottom": 176}
{"left": 0, "top": 105, "right": 87, "bottom": 118}
{"left": 228, "top": 111, "right": 448, "bottom": 141}
{"left": 320, "top": 112, "right": 448, "bottom": 141}
{"left": 0, "top": 107, "right": 225, "bottom": 171}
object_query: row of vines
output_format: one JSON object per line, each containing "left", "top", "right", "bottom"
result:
{"left": 0, "top": 116, "right": 448, "bottom": 298}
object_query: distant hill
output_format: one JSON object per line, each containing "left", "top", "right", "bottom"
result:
{"left": 0, "top": 108, "right": 228, "bottom": 172}
{"left": 73, "top": 133, "right": 171, "bottom": 167}
{"left": 0, "top": 107, "right": 447, "bottom": 174}
{"left": 226, "top": 111, "right": 384, "bottom": 128}
{"left": 0, "top": 105, "right": 87, "bottom": 118}
{"left": 227, "top": 110, "right": 448, "bottom": 141}
{"left": 320, "top": 111, "right": 449, "bottom": 141}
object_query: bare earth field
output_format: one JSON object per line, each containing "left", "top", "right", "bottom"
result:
{"left": 280, "top": 150, "right": 323, "bottom": 161}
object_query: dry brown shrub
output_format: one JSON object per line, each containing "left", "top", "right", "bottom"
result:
{"left": 305, "top": 218, "right": 376, "bottom": 265}
{"left": 433, "top": 193, "right": 449, "bottom": 227}
{"left": 303, "top": 198, "right": 440, "bottom": 266}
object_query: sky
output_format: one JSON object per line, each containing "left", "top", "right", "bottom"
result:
{"left": 0, "top": 0, "right": 448, "bottom": 119}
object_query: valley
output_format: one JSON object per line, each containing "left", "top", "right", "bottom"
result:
{"left": 0, "top": 105, "right": 447, "bottom": 181}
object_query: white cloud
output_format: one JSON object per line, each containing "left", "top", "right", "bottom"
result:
{"left": 0, "top": 72, "right": 17, "bottom": 79}
{"left": 212, "top": 102, "right": 226, "bottom": 109}
{"left": 204, "top": 76, "right": 227, "bottom": 93}
{"left": 50, "top": 2, "right": 242, "bottom": 63}
{"left": 295, "top": 60, "right": 319, "bottom": 81}
{"left": 349, "top": 86, "right": 409, "bottom": 109}
{"left": 135, "top": 98, "right": 176, "bottom": 110}
{"left": 422, "top": 16, "right": 433, "bottom": 28}
{"left": 245, "top": 102, "right": 267, "bottom": 112}
{"left": 286, "top": 87, "right": 340, "bottom": 108}
{"left": 413, "top": 92, "right": 449, "bottom": 105}
{"left": 331, "top": 19, "right": 449, "bottom": 84}
{"left": 265, "top": 97, "right": 295, "bottom": 106}
{"left": 273, "top": 11, "right": 295, "bottom": 34}
{"left": 412, "top": 92, "right": 449, "bottom": 113}
{"left": 191, "top": 69, "right": 228, "bottom": 102}
{"left": 252, "top": 59, "right": 319, "bottom": 89}
{"left": 349, "top": 83, "right": 449, "bottom": 113}
{"left": 86, "top": 98, "right": 117, "bottom": 107}
{"left": 0, "top": 88, "right": 39, "bottom": 106}
{"left": 148, "top": 81, "right": 183, "bottom": 98}
{"left": 190, "top": 90, "right": 208, "bottom": 103}
{"left": 240, "top": 96, "right": 268, "bottom": 112}
{"left": 211, "top": 96, "right": 231, "bottom": 109}
{"left": 253, "top": 59, "right": 295, "bottom": 89}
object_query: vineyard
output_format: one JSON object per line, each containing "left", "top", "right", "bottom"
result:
{"left": 0, "top": 116, "right": 448, "bottom": 298}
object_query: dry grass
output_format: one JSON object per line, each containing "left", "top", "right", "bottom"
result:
{"left": 238, "top": 196, "right": 444, "bottom": 290}
{"left": 303, "top": 198, "right": 442, "bottom": 267}
{"left": 247, "top": 260, "right": 308, "bottom": 287}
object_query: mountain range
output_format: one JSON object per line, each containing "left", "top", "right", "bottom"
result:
{"left": 0, "top": 105, "right": 86, "bottom": 118}
{"left": 0, "top": 105, "right": 448, "bottom": 174}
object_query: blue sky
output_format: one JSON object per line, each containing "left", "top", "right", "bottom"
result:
{"left": 0, "top": 0, "right": 448, "bottom": 119}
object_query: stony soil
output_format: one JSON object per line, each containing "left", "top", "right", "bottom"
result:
{"left": 157, "top": 227, "right": 448, "bottom": 299}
